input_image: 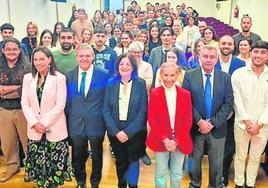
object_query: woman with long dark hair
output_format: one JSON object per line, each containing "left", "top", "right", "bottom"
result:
{"left": 21, "top": 46, "right": 72, "bottom": 188}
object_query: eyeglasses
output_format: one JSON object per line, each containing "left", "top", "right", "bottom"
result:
{"left": 4, "top": 48, "right": 20, "bottom": 53}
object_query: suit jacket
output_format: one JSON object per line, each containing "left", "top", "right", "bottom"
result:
{"left": 21, "top": 72, "right": 68, "bottom": 142}
{"left": 66, "top": 66, "right": 109, "bottom": 138}
{"left": 146, "top": 86, "right": 193, "bottom": 154}
{"left": 182, "top": 68, "right": 234, "bottom": 139}
{"left": 215, "top": 56, "right": 245, "bottom": 75}
{"left": 103, "top": 77, "right": 148, "bottom": 139}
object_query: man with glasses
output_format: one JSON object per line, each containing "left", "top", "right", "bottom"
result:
{"left": 0, "top": 38, "right": 31, "bottom": 182}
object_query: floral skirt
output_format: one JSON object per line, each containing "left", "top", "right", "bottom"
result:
{"left": 25, "top": 135, "right": 72, "bottom": 188}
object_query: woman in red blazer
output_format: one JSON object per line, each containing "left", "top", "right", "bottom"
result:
{"left": 147, "top": 62, "right": 193, "bottom": 188}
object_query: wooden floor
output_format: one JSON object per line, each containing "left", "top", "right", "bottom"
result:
{"left": 0, "top": 136, "right": 267, "bottom": 188}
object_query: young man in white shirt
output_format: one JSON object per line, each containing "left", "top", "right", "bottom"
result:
{"left": 232, "top": 40, "right": 268, "bottom": 188}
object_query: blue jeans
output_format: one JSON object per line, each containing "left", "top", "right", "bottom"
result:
{"left": 154, "top": 150, "right": 185, "bottom": 188}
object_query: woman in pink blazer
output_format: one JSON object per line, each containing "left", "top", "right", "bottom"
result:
{"left": 21, "top": 46, "right": 71, "bottom": 188}
{"left": 146, "top": 62, "right": 193, "bottom": 188}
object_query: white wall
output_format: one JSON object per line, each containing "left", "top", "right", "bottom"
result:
{"left": 0, "top": 0, "right": 104, "bottom": 41}
{"left": 231, "top": 0, "right": 267, "bottom": 41}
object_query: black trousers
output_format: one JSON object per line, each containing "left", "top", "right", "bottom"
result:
{"left": 222, "top": 114, "right": 235, "bottom": 181}
{"left": 108, "top": 131, "right": 144, "bottom": 188}
{"left": 71, "top": 135, "right": 104, "bottom": 188}
{"left": 140, "top": 129, "right": 148, "bottom": 156}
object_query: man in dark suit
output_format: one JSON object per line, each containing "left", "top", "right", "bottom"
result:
{"left": 215, "top": 35, "right": 245, "bottom": 187}
{"left": 65, "top": 43, "right": 109, "bottom": 188}
{"left": 182, "top": 45, "right": 234, "bottom": 188}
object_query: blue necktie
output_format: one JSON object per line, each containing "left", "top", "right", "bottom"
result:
{"left": 80, "top": 72, "right": 87, "bottom": 97}
{"left": 204, "top": 74, "right": 212, "bottom": 120}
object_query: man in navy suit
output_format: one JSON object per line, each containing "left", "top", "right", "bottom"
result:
{"left": 66, "top": 43, "right": 109, "bottom": 188}
{"left": 215, "top": 35, "right": 246, "bottom": 187}
{"left": 182, "top": 45, "right": 234, "bottom": 188}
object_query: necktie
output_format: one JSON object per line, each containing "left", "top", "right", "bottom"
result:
{"left": 204, "top": 74, "right": 212, "bottom": 120}
{"left": 80, "top": 72, "right": 87, "bottom": 97}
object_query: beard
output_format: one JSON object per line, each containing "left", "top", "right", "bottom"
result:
{"left": 220, "top": 49, "right": 232, "bottom": 56}
{"left": 242, "top": 28, "right": 250, "bottom": 32}
{"left": 61, "top": 42, "right": 73, "bottom": 51}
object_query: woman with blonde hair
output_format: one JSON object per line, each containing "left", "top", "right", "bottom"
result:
{"left": 22, "top": 22, "right": 39, "bottom": 59}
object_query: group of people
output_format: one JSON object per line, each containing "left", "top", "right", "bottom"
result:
{"left": 0, "top": 1, "right": 268, "bottom": 188}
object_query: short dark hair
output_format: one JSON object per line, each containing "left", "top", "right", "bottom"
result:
{"left": 31, "top": 46, "right": 57, "bottom": 77}
{"left": 94, "top": 26, "right": 107, "bottom": 35}
{"left": 0, "top": 23, "right": 14, "bottom": 32}
{"left": 59, "top": 27, "right": 74, "bottom": 38}
{"left": 251, "top": 40, "right": 268, "bottom": 50}
{"left": 160, "top": 26, "right": 174, "bottom": 36}
{"left": 114, "top": 53, "right": 138, "bottom": 78}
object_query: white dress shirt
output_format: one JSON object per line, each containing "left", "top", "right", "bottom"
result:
{"left": 78, "top": 65, "right": 94, "bottom": 96}
{"left": 163, "top": 84, "right": 177, "bottom": 130}
{"left": 232, "top": 65, "right": 268, "bottom": 132}
{"left": 119, "top": 80, "right": 132, "bottom": 121}
{"left": 219, "top": 55, "right": 232, "bottom": 73}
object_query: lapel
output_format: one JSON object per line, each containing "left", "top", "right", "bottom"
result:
{"left": 41, "top": 74, "right": 55, "bottom": 108}
{"left": 174, "top": 86, "right": 181, "bottom": 129}
{"left": 159, "top": 86, "right": 172, "bottom": 128}
{"left": 85, "top": 66, "right": 97, "bottom": 99}
{"left": 29, "top": 74, "right": 40, "bottom": 112}
{"left": 160, "top": 46, "right": 165, "bottom": 65}
{"left": 113, "top": 80, "right": 120, "bottom": 117}
{"left": 215, "top": 59, "right": 222, "bottom": 71}
{"left": 70, "top": 67, "right": 80, "bottom": 97}
{"left": 228, "top": 57, "right": 235, "bottom": 74}
{"left": 212, "top": 70, "right": 220, "bottom": 113}
{"left": 127, "top": 79, "right": 138, "bottom": 115}
{"left": 196, "top": 68, "right": 205, "bottom": 101}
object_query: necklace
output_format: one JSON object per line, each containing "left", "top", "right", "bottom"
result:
{"left": 29, "top": 37, "right": 37, "bottom": 50}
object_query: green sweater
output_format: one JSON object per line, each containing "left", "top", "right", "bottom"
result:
{"left": 53, "top": 50, "right": 77, "bottom": 75}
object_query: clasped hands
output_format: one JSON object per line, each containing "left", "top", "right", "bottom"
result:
{"left": 198, "top": 119, "right": 213, "bottom": 134}
{"left": 32, "top": 122, "right": 46, "bottom": 134}
{"left": 163, "top": 138, "right": 177, "bottom": 152}
{"left": 244, "top": 120, "right": 261, "bottom": 135}
{"left": 116, "top": 131, "right": 129, "bottom": 143}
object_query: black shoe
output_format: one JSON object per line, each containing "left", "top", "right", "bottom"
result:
{"left": 245, "top": 185, "right": 255, "bottom": 188}
{"left": 235, "top": 185, "right": 244, "bottom": 188}
{"left": 109, "top": 146, "right": 115, "bottom": 158}
{"left": 260, "top": 163, "right": 268, "bottom": 176}
{"left": 141, "top": 153, "right": 151, "bottom": 165}
{"left": 220, "top": 176, "right": 228, "bottom": 187}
